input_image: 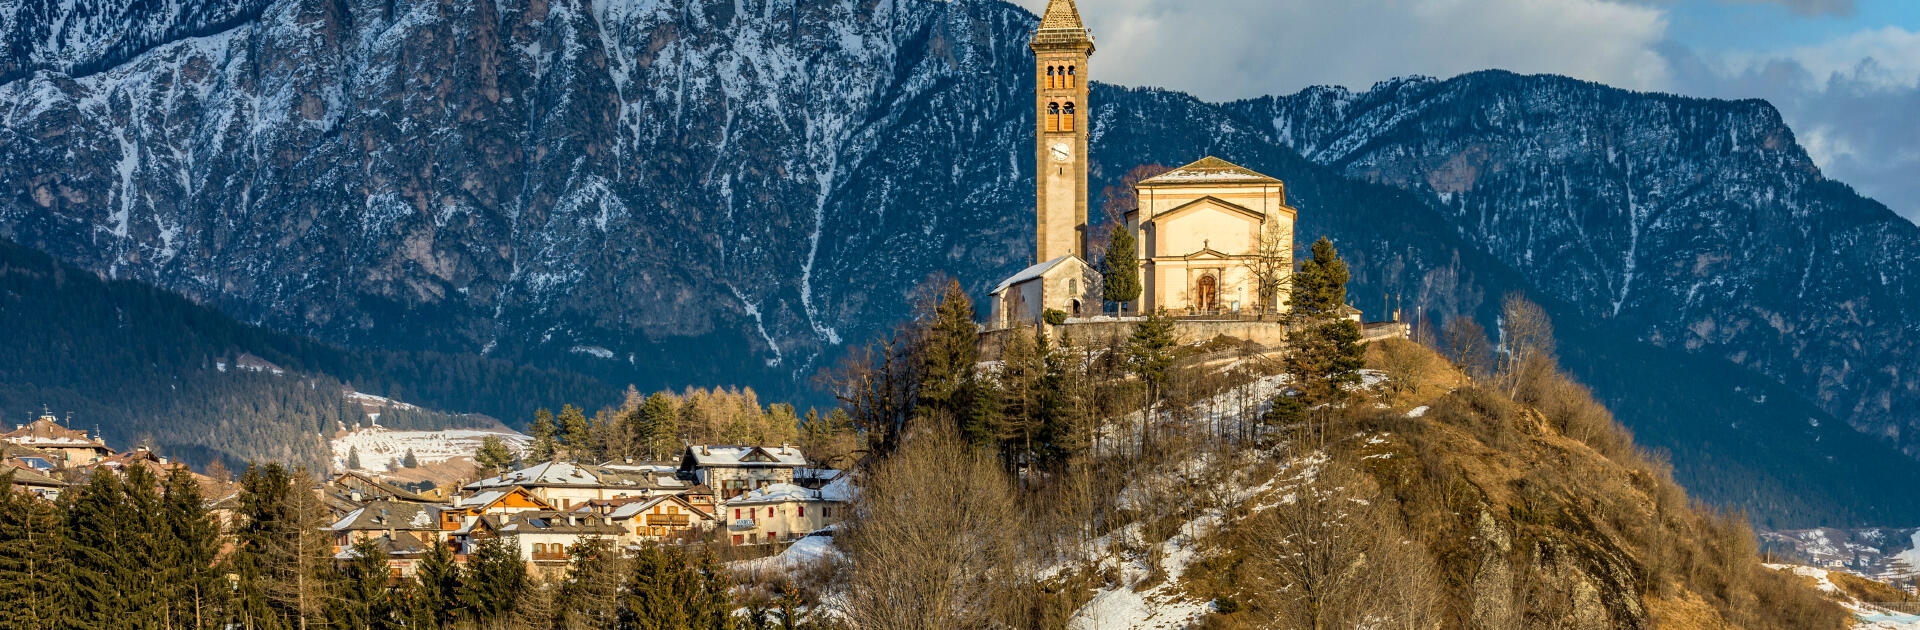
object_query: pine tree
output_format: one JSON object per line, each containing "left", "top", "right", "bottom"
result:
{"left": 919, "top": 279, "right": 980, "bottom": 428}
{"left": 401, "top": 449, "right": 419, "bottom": 469}
{"left": 346, "top": 446, "right": 363, "bottom": 471}
{"left": 638, "top": 392, "right": 680, "bottom": 461}
{"left": 162, "top": 465, "right": 227, "bottom": 629}
{"left": 1127, "top": 309, "right": 1178, "bottom": 401}
{"left": 458, "top": 537, "right": 526, "bottom": 624}
{"left": 0, "top": 472, "right": 69, "bottom": 630}
{"left": 227, "top": 463, "right": 337, "bottom": 630}
{"left": 410, "top": 537, "right": 463, "bottom": 628}
{"left": 553, "top": 539, "right": 625, "bottom": 629}
{"left": 121, "top": 462, "right": 169, "bottom": 621}
{"left": 473, "top": 436, "right": 515, "bottom": 478}
{"left": 333, "top": 539, "right": 393, "bottom": 630}
{"left": 558, "top": 404, "right": 593, "bottom": 462}
{"left": 1102, "top": 223, "right": 1142, "bottom": 308}
{"left": 65, "top": 469, "right": 139, "bottom": 628}
{"left": 528, "top": 408, "right": 558, "bottom": 463}
{"left": 1286, "top": 237, "right": 1364, "bottom": 404}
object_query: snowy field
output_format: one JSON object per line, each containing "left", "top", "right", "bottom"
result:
{"left": 1765, "top": 564, "right": 1920, "bottom": 629}
{"left": 330, "top": 426, "right": 529, "bottom": 472}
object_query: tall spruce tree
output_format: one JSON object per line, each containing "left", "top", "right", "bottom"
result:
{"left": 1285, "top": 236, "right": 1365, "bottom": 403}
{"left": 619, "top": 543, "right": 733, "bottom": 629}
{"left": 919, "top": 279, "right": 981, "bottom": 430}
{"left": 346, "top": 446, "right": 363, "bottom": 471}
{"left": 553, "top": 539, "right": 625, "bottom": 629}
{"left": 638, "top": 392, "right": 680, "bottom": 461}
{"left": 161, "top": 465, "right": 226, "bottom": 629}
{"left": 65, "top": 468, "right": 140, "bottom": 628}
{"left": 1103, "top": 223, "right": 1142, "bottom": 309}
{"left": 458, "top": 537, "right": 526, "bottom": 624}
{"left": 528, "top": 408, "right": 559, "bottom": 463}
{"left": 558, "top": 404, "right": 594, "bottom": 462}
{"left": 401, "top": 449, "right": 419, "bottom": 469}
{"left": 0, "top": 473, "right": 69, "bottom": 630}
{"left": 410, "top": 537, "right": 463, "bottom": 628}
{"left": 333, "top": 539, "right": 394, "bottom": 630}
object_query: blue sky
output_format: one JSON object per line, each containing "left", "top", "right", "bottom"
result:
{"left": 1014, "top": 0, "right": 1920, "bottom": 222}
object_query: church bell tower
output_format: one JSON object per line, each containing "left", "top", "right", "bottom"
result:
{"left": 1031, "top": 0, "right": 1093, "bottom": 263}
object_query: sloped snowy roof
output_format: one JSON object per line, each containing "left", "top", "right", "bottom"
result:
{"left": 464, "top": 460, "right": 665, "bottom": 490}
{"left": 328, "top": 499, "right": 445, "bottom": 532}
{"left": 727, "top": 480, "right": 855, "bottom": 506}
{"left": 607, "top": 495, "right": 713, "bottom": 521}
{"left": 1138, "top": 156, "right": 1282, "bottom": 186}
{"left": 1, "top": 417, "right": 107, "bottom": 450}
{"left": 991, "top": 255, "right": 1081, "bottom": 295}
{"left": 682, "top": 446, "right": 807, "bottom": 468}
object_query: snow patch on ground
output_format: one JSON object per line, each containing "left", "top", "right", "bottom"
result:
{"left": 1765, "top": 564, "right": 1920, "bottom": 629}
{"left": 331, "top": 426, "right": 529, "bottom": 472}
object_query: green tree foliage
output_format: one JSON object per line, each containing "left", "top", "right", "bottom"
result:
{"left": 636, "top": 392, "right": 681, "bottom": 461}
{"left": 559, "top": 404, "right": 595, "bottom": 462}
{"left": 553, "top": 539, "right": 625, "bottom": 629}
{"left": 347, "top": 446, "right": 363, "bottom": 471}
{"left": 918, "top": 280, "right": 980, "bottom": 426}
{"left": 333, "top": 539, "right": 396, "bottom": 630}
{"left": 65, "top": 468, "right": 144, "bottom": 627}
{"left": 619, "top": 543, "right": 734, "bottom": 630}
{"left": 161, "top": 465, "right": 227, "bottom": 629}
{"left": 409, "top": 537, "right": 463, "bottom": 628}
{"left": 1126, "top": 309, "right": 1178, "bottom": 403}
{"left": 401, "top": 449, "right": 419, "bottom": 469}
{"left": 226, "top": 463, "right": 336, "bottom": 630}
{"left": 1286, "top": 237, "right": 1364, "bottom": 403}
{"left": 473, "top": 435, "right": 516, "bottom": 477}
{"left": 1102, "top": 223, "right": 1142, "bottom": 306}
{"left": 459, "top": 537, "right": 527, "bottom": 624}
{"left": 0, "top": 473, "right": 69, "bottom": 630}
{"left": 528, "top": 408, "right": 559, "bottom": 463}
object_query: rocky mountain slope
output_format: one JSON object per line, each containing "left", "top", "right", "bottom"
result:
{"left": 1229, "top": 73, "right": 1920, "bottom": 456}
{"left": 3, "top": 0, "right": 1918, "bottom": 524}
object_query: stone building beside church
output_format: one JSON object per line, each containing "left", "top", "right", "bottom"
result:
{"left": 990, "top": 0, "right": 1297, "bottom": 329}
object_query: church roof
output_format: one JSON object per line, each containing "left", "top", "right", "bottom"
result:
{"left": 1038, "top": 0, "right": 1086, "bottom": 30}
{"left": 1139, "top": 156, "right": 1283, "bottom": 186}
{"left": 991, "top": 255, "right": 1082, "bottom": 295}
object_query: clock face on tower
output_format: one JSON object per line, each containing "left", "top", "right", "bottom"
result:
{"left": 1050, "top": 141, "right": 1072, "bottom": 163}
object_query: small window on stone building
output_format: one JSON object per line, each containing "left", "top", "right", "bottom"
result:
{"left": 1047, "top": 102, "right": 1061, "bottom": 132}
{"left": 1063, "top": 102, "right": 1076, "bottom": 131}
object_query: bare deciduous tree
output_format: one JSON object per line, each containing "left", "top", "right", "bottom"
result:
{"left": 840, "top": 428, "right": 1023, "bottom": 630}
{"left": 1242, "top": 460, "right": 1441, "bottom": 630}
{"left": 1249, "top": 219, "right": 1295, "bottom": 316}
{"left": 1497, "top": 294, "right": 1556, "bottom": 397}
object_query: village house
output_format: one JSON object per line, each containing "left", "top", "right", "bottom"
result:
{"left": 722, "top": 479, "right": 853, "bottom": 546}
{"left": 1, "top": 413, "right": 113, "bottom": 468}
{"left": 463, "top": 461, "right": 691, "bottom": 510}
{"left": 679, "top": 445, "right": 808, "bottom": 500}
{"left": 580, "top": 494, "right": 717, "bottom": 544}
{"left": 328, "top": 499, "right": 450, "bottom": 577}
{"left": 3, "top": 459, "right": 67, "bottom": 500}
{"left": 495, "top": 511, "right": 624, "bottom": 577}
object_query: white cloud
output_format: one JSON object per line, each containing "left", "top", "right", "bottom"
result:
{"left": 1724, "top": 26, "right": 1920, "bottom": 91}
{"left": 1011, "top": 0, "right": 1671, "bottom": 101}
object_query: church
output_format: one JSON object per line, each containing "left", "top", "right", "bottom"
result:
{"left": 989, "top": 0, "right": 1297, "bottom": 330}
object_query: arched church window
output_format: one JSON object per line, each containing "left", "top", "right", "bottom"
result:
{"left": 1062, "top": 102, "right": 1076, "bottom": 131}
{"left": 1068, "top": 65, "right": 1077, "bottom": 88}
{"left": 1046, "top": 66, "right": 1056, "bottom": 89}
{"left": 1047, "top": 102, "right": 1061, "bottom": 132}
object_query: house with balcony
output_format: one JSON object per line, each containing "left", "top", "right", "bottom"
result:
{"left": 463, "top": 461, "right": 691, "bottom": 510}
{"left": 591, "top": 494, "right": 716, "bottom": 544}
{"left": 494, "top": 510, "right": 624, "bottom": 577}
{"left": 679, "top": 445, "right": 808, "bottom": 501}
{"left": 722, "top": 478, "right": 853, "bottom": 546}
{"left": 328, "top": 499, "right": 451, "bottom": 576}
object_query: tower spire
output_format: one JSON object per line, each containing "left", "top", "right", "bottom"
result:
{"left": 1038, "top": 0, "right": 1086, "bottom": 32}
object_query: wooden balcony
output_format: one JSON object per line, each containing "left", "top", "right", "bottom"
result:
{"left": 530, "top": 552, "right": 568, "bottom": 562}
{"left": 646, "top": 514, "right": 691, "bottom": 527}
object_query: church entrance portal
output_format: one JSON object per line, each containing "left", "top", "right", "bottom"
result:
{"left": 1196, "top": 274, "right": 1219, "bottom": 313}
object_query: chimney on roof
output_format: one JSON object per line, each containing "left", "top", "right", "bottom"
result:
{"left": 701, "top": 445, "right": 709, "bottom": 455}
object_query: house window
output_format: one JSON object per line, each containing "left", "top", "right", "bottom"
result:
{"left": 734, "top": 509, "right": 741, "bottom": 520}
{"left": 798, "top": 505, "right": 805, "bottom": 517}
{"left": 766, "top": 532, "right": 775, "bottom": 543}
{"left": 733, "top": 534, "right": 744, "bottom": 545}
{"left": 668, "top": 506, "right": 678, "bottom": 515}
{"left": 823, "top": 506, "right": 832, "bottom": 518}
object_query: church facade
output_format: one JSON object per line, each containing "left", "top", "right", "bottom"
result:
{"left": 990, "top": 0, "right": 1295, "bottom": 329}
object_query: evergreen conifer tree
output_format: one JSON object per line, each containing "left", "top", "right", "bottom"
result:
{"left": 1103, "top": 223, "right": 1142, "bottom": 309}
{"left": 919, "top": 280, "right": 981, "bottom": 429}
{"left": 0, "top": 472, "right": 70, "bottom": 630}
{"left": 558, "top": 404, "right": 594, "bottom": 462}
{"left": 401, "top": 449, "right": 419, "bottom": 469}
{"left": 65, "top": 469, "right": 139, "bottom": 628}
{"left": 410, "top": 537, "right": 463, "bottom": 628}
{"left": 1285, "top": 237, "right": 1365, "bottom": 404}
{"left": 333, "top": 539, "right": 393, "bottom": 630}
{"left": 458, "top": 537, "right": 526, "bottom": 624}
{"left": 528, "top": 408, "right": 559, "bottom": 463}
{"left": 638, "top": 392, "right": 679, "bottom": 461}
{"left": 473, "top": 436, "right": 515, "bottom": 477}
{"left": 553, "top": 540, "right": 625, "bottom": 628}
{"left": 346, "top": 446, "right": 362, "bottom": 471}
{"left": 161, "top": 465, "right": 226, "bottom": 629}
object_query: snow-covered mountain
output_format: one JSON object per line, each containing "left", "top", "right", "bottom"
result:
{"left": 4, "top": 0, "right": 1920, "bottom": 523}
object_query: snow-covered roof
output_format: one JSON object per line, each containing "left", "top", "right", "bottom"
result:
{"left": 991, "top": 255, "right": 1080, "bottom": 295}
{"left": 327, "top": 500, "right": 445, "bottom": 532}
{"left": 606, "top": 495, "right": 712, "bottom": 521}
{"left": 726, "top": 480, "right": 855, "bottom": 506}
{"left": 497, "top": 511, "right": 624, "bottom": 535}
{"left": 681, "top": 446, "right": 807, "bottom": 469}
{"left": 1138, "top": 156, "right": 1282, "bottom": 186}
{"left": 1, "top": 417, "right": 108, "bottom": 450}
{"left": 464, "top": 460, "right": 671, "bottom": 490}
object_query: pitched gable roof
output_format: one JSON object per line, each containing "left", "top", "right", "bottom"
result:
{"left": 328, "top": 499, "right": 445, "bottom": 532}
{"left": 1147, "top": 195, "right": 1267, "bottom": 225}
{"left": 1139, "top": 156, "right": 1283, "bottom": 186}
{"left": 990, "top": 255, "right": 1086, "bottom": 295}
{"left": 681, "top": 445, "right": 807, "bottom": 469}
{"left": 2, "top": 416, "right": 108, "bottom": 450}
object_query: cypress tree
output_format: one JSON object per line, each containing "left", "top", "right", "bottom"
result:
{"left": 1102, "top": 223, "right": 1142, "bottom": 308}
{"left": 458, "top": 537, "right": 527, "bottom": 624}
{"left": 0, "top": 472, "right": 69, "bottom": 630}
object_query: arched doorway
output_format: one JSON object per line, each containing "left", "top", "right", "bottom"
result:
{"left": 1195, "top": 274, "right": 1219, "bottom": 313}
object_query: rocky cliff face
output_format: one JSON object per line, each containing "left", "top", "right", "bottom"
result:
{"left": 1229, "top": 73, "right": 1920, "bottom": 456}
{"left": 5, "top": 0, "right": 1920, "bottom": 522}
